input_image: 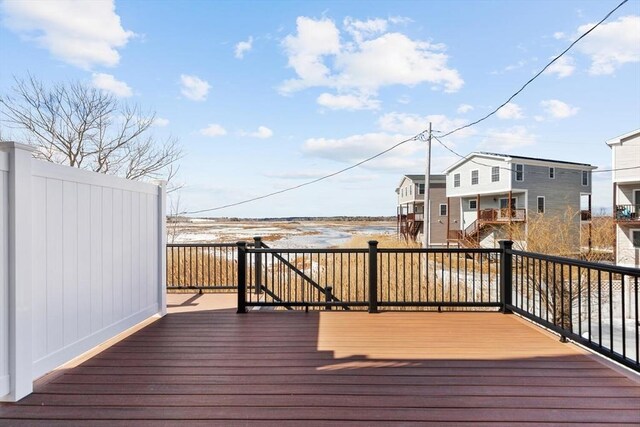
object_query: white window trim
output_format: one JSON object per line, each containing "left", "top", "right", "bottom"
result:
{"left": 537, "top": 196, "right": 545, "bottom": 214}
{"left": 514, "top": 164, "right": 524, "bottom": 182}
{"left": 453, "top": 173, "right": 460, "bottom": 188}
{"left": 582, "top": 170, "right": 589, "bottom": 186}
{"left": 549, "top": 167, "right": 555, "bottom": 179}
{"left": 471, "top": 169, "right": 479, "bottom": 185}
{"left": 469, "top": 200, "right": 477, "bottom": 210}
{"left": 631, "top": 229, "right": 640, "bottom": 249}
{"left": 499, "top": 197, "right": 517, "bottom": 209}
{"left": 439, "top": 203, "right": 447, "bottom": 216}
{"left": 491, "top": 166, "right": 499, "bottom": 182}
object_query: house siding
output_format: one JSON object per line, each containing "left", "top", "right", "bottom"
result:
{"left": 446, "top": 157, "right": 510, "bottom": 197}
{"left": 427, "top": 183, "right": 460, "bottom": 246}
{"left": 612, "top": 133, "right": 640, "bottom": 183}
{"left": 616, "top": 225, "right": 640, "bottom": 268}
{"left": 519, "top": 165, "right": 588, "bottom": 219}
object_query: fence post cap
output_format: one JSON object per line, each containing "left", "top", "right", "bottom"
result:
{"left": 498, "top": 240, "right": 513, "bottom": 248}
{"left": 368, "top": 240, "right": 379, "bottom": 247}
{"left": 253, "top": 236, "right": 262, "bottom": 241}
{"left": 236, "top": 241, "right": 247, "bottom": 247}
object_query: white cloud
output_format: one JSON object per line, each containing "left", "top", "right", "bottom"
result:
{"left": 456, "top": 104, "right": 473, "bottom": 114}
{"left": 200, "top": 123, "right": 227, "bottom": 137}
{"left": 553, "top": 32, "right": 566, "bottom": 40}
{"left": 544, "top": 55, "right": 575, "bottom": 78}
{"left": 575, "top": 15, "right": 640, "bottom": 75}
{"left": 153, "top": 117, "right": 170, "bottom": 127}
{"left": 234, "top": 36, "right": 253, "bottom": 59}
{"left": 303, "top": 132, "right": 425, "bottom": 171}
{"left": 180, "top": 74, "right": 211, "bottom": 101}
{"left": 317, "top": 92, "right": 380, "bottom": 110}
{"left": 343, "top": 17, "right": 387, "bottom": 43}
{"left": 496, "top": 103, "right": 524, "bottom": 120}
{"left": 478, "top": 126, "right": 537, "bottom": 151}
{"left": 378, "top": 112, "right": 476, "bottom": 140}
{"left": 1, "top": 0, "right": 134, "bottom": 69}
{"left": 540, "top": 99, "right": 579, "bottom": 119}
{"left": 91, "top": 73, "right": 132, "bottom": 97}
{"left": 241, "top": 126, "right": 273, "bottom": 139}
{"left": 300, "top": 112, "right": 473, "bottom": 171}
{"left": 280, "top": 16, "right": 463, "bottom": 108}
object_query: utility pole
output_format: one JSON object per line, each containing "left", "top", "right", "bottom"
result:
{"left": 422, "top": 122, "right": 432, "bottom": 248}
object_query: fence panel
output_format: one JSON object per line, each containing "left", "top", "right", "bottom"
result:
{"left": 511, "top": 249, "right": 640, "bottom": 371}
{"left": 377, "top": 248, "right": 502, "bottom": 309}
{"left": 245, "top": 248, "right": 369, "bottom": 310}
{"left": 0, "top": 151, "right": 9, "bottom": 397}
{"left": 1, "top": 142, "right": 166, "bottom": 401}
{"left": 166, "top": 244, "right": 238, "bottom": 291}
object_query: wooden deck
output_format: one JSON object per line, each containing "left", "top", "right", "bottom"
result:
{"left": 1, "top": 294, "right": 639, "bottom": 426}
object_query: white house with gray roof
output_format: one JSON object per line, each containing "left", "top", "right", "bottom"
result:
{"left": 607, "top": 129, "right": 640, "bottom": 268}
{"left": 444, "top": 152, "right": 596, "bottom": 248}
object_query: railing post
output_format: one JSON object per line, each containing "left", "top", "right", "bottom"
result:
{"left": 253, "top": 237, "right": 262, "bottom": 295}
{"left": 325, "top": 286, "right": 332, "bottom": 311}
{"left": 368, "top": 240, "right": 379, "bottom": 313}
{"left": 237, "top": 241, "right": 247, "bottom": 314}
{"left": 499, "top": 240, "right": 513, "bottom": 314}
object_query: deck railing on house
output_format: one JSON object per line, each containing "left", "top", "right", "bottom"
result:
{"left": 234, "top": 240, "right": 639, "bottom": 372}
{"left": 615, "top": 204, "right": 639, "bottom": 221}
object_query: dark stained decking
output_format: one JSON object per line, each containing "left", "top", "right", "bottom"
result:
{"left": 1, "top": 295, "right": 639, "bottom": 426}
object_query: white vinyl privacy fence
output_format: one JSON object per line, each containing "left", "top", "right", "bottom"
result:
{"left": 0, "top": 142, "right": 167, "bottom": 401}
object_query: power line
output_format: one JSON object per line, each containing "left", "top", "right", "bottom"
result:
{"left": 438, "top": 0, "right": 629, "bottom": 139}
{"left": 433, "top": 133, "right": 640, "bottom": 175}
{"left": 181, "top": 0, "right": 629, "bottom": 215}
{"left": 184, "top": 135, "right": 419, "bottom": 215}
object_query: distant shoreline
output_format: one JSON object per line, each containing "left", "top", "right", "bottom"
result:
{"left": 173, "top": 216, "right": 396, "bottom": 222}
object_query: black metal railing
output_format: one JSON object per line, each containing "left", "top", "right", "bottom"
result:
{"left": 510, "top": 248, "right": 639, "bottom": 371}
{"left": 166, "top": 243, "right": 240, "bottom": 291}
{"left": 238, "top": 240, "right": 502, "bottom": 312}
{"left": 234, "top": 238, "right": 639, "bottom": 372}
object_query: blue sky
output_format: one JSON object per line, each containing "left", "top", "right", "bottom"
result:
{"left": 1, "top": 0, "right": 639, "bottom": 217}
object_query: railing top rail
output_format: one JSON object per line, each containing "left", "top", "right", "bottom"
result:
{"left": 248, "top": 247, "right": 368, "bottom": 254}
{"left": 167, "top": 243, "right": 240, "bottom": 248}
{"left": 510, "top": 249, "right": 640, "bottom": 276}
{"left": 378, "top": 247, "right": 500, "bottom": 254}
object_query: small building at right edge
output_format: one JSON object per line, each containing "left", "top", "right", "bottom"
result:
{"left": 444, "top": 152, "right": 595, "bottom": 249}
{"left": 607, "top": 129, "right": 640, "bottom": 268}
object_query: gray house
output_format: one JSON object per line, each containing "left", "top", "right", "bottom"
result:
{"left": 444, "top": 152, "right": 596, "bottom": 248}
{"left": 607, "top": 129, "right": 640, "bottom": 268}
{"left": 396, "top": 174, "right": 460, "bottom": 245}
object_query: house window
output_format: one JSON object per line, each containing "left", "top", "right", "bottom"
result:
{"left": 549, "top": 167, "right": 555, "bottom": 179}
{"left": 537, "top": 196, "right": 545, "bottom": 214}
{"left": 514, "top": 164, "right": 524, "bottom": 181}
{"left": 632, "top": 230, "right": 640, "bottom": 248}
{"left": 491, "top": 166, "right": 499, "bottom": 182}
{"left": 409, "top": 185, "right": 413, "bottom": 195}
{"left": 582, "top": 171, "right": 589, "bottom": 186}
{"left": 419, "top": 183, "right": 425, "bottom": 194}
{"left": 454, "top": 173, "right": 460, "bottom": 188}
{"left": 471, "top": 170, "right": 479, "bottom": 185}
{"left": 469, "top": 199, "right": 477, "bottom": 210}
{"left": 439, "top": 204, "right": 447, "bottom": 216}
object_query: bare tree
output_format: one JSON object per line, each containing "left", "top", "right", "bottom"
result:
{"left": 0, "top": 75, "right": 181, "bottom": 182}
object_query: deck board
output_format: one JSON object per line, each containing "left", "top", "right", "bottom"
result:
{"left": 1, "top": 299, "right": 639, "bottom": 425}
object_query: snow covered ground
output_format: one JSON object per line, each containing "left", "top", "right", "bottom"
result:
{"left": 170, "top": 219, "right": 396, "bottom": 248}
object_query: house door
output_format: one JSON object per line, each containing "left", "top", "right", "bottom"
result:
{"left": 634, "top": 190, "right": 640, "bottom": 217}
{"left": 499, "top": 197, "right": 517, "bottom": 219}
{"left": 499, "top": 198, "right": 516, "bottom": 209}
